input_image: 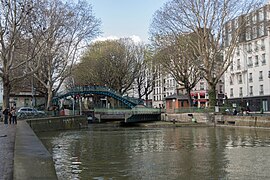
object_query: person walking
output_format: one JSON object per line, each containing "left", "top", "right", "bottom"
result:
{"left": 2, "top": 108, "right": 9, "bottom": 124}
{"left": 11, "top": 107, "right": 17, "bottom": 124}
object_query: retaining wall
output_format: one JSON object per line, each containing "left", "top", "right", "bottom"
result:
{"left": 14, "top": 116, "right": 88, "bottom": 179}
{"left": 27, "top": 115, "right": 88, "bottom": 132}
{"left": 222, "top": 115, "right": 270, "bottom": 127}
{"left": 162, "top": 113, "right": 270, "bottom": 128}
{"left": 161, "top": 113, "right": 214, "bottom": 124}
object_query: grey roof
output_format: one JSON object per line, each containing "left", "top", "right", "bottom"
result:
{"left": 165, "top": 94, "right": 189, "bottom": 100}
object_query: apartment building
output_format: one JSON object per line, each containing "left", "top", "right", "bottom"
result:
{"left": 224, "top": 3, "right": 270, "bottom": 112}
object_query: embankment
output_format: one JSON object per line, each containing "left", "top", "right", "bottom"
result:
{"left": 13, "top": 116, "right": 88, "bottom": 180}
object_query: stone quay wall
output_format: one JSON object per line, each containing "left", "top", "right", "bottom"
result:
{"left": 220, "top": 115, "right": 270, "bottom": 127}
{"left": 161, "top": 113, "right": 214, "bottom": 124}
{"left": 162, "top": 112, "right": 270, "bottom": 128}
{"left": 27, "top": 115, "right": 88, "bottom": 132}
{"left": 14, "top": 116, "right": 88, "bottom": 179}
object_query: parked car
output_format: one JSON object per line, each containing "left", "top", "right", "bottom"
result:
{"left": 17, "top": 107, "right": 46, "bottom": 118}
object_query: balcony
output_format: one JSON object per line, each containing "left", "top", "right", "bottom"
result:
{"left": 239, "top": 93, "right": 243, "bottom": 97}
{"left": 247, "top": 49, "right": 252, "bottom": 53}
{"left": 230, "top": 93, "right": 233, "bottom": 97}
{"left": 262, "top": 60, "right": 266, "bottom": 65}
{"left": 259, "top": 91, "right": 264, "bottom": 95}
{"left": 259, "top": 77, "right": 263, "bottom": 81}
{"left": 261, "top": 45, "right": 265, "bottom": 50}
{"left": 249, "top": 92, "right": 253, "bottom": 96}
{"left": 239, "top": 80, "right": 243, "bottom": 84}
{"left": 255, "top": 62, "right": 259, "bottom": 66}
{"left": 254, "top": 47, "right": 259, "bottom": 51}
{"left": 249, "top": 78, "right": 253, "bottom": 83}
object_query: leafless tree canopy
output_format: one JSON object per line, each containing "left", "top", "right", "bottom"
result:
{"left": 150, "top": 0, "right": 264, "bottom": 106}
{"left": 0, "top": 0, "right": 101, "bottom": 109}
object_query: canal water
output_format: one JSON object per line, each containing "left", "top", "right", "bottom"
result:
{"left": 38, "top": 124, "right": 270, "bottom": 180}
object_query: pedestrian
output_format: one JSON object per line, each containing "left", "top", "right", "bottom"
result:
{"left": 8, "top": 107, "right": 12, "bottom": 124}
{"left": 11, "top": 107, "right": 17, "bottom": 124}
{"left": 2, "top": 108, "right": 9, "bottom": 124}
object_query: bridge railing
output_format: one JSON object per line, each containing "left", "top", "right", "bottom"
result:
{"left": 94, "top": 108, "right": 162, "bottom": 115}
{"left": 62, "top": 86, "right": 142, "bottom": 106}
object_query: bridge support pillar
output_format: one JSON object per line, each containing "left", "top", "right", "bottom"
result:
{"left": 124, "top": 113, "right": 130, "bottom": 123}
{"left": 95, "top": 114, "right": 101, "bottom": 123}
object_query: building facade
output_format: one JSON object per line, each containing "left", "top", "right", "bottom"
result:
{"left": 224, "top": 3, "right": 270, "bottom": 112}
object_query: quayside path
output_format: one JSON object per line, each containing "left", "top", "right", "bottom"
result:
{"left": 0, "top": 123, "right": 16, "bottom": 180}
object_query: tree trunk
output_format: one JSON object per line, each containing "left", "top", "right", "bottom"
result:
{"left": 2, "top": 76, "right": 11, "bottom": 109}
{"left": 46, "top": 87, "right": 53, "bottom": 110}
{"left": 208, "top": 84, "right": 217, "bottom": 107}
{"left": 187, "top": 89, "right": 193, "bottom": 107}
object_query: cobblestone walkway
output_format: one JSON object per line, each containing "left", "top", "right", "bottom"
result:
{"left": 0, "top": 122, "right": 16, "bottom": 180}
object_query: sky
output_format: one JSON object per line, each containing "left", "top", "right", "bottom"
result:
{"left": 88, "top": 0, "right": 169, "bottom": 43}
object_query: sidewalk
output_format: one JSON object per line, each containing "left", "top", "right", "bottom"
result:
{"left": 0, "top": 122, "right": 16, "bottom": 180}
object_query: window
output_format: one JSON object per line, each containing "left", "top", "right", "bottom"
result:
{"left": 230, "top": 76, "right": 233, "bottom": 85}
{"left": 239, "top": 87, "right": 243, "bottom": 97}
{"left": 250, "top": 86, "right": 253, "bottom": 96}
{"left": 262, "top": 53, "right": 266, "bottom": 65}
{"left": 259, "top": 71, "right": 263, "bottom": 81}
{"left": 249, "top": 73, "right": 253, "bottom": 82}
{"left": 248, "top": 43, "right": 252, "bottom": 52}
{"left": 246, "top": 28, "right": 251, "bottom": 40}
{"left": 260, "top": 85, "right": 264, "bottom": 95}
{"left": 200, "top": 82, "right": 204, "bottom": 90}
{"left": 259, "top": 10, "right": 264, "bottom": 21}
{"left": 230, "top": 88, "right": 234, "bottom": 97}
{"left": 261, "top": 39, "right": 265, "bottom": 50}
{"left": 252, "top": 13, "right": 257, "bottom": 23}
{"left": 237, "top": 59, "right": 240, "bottom": 69}
{"left": 259, "top": 24, "right": 264, "bottom": 37}
{"left": 238, "top": 74, "right": 243, "bottom": 84}
{"left": 248, "top": 57, "right": 253, "bottom": 67}
{"left": 252, "top": 26, "right": 257, "bottom": 38}
{"left": 254, "top": 41, "right": 258, "bottom": 51}
{"left": 255, "top": 55, "right": 259, "bottom": 66}
{"left": 246, "top": 15, "right": 251, "bottom": 25}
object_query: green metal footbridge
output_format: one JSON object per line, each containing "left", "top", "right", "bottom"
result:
{"left": 52, "top": 86, "right": 143, "bottom": 108}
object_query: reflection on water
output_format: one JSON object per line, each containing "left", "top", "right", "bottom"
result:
{"left": 38, "top": 125, "right": 270, "bottom": 180}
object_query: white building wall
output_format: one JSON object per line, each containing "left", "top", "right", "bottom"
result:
{"left": 224, "top": 3, "right": 270, "bottom": 111}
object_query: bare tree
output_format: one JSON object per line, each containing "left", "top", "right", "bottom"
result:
{"left": 0, "top": 0, "right": 50, "bottom": 109}
{"left": 134, "top": 45, "right": 157, "bottom": 106}
{"left": 154, "top": 34, "right": 201, "bottom": 106}
{"left": 30, "top": 0, "right": 101, "bottom": 109}
{"left": 150, "top": 0, "right": 263, "bottom": 106}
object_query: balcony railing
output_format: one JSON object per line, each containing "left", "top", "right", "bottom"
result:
{"left": 259, "top": 91, "right": 264, "bottom": 95}
{"left": 261, "top": 45, "right": 265, "bottom": 50}
{"left": 259, "top": 77, "right": 263, "bottom": 81}
{"left": 249, "top": 78, "right": 253, "bottom": 83}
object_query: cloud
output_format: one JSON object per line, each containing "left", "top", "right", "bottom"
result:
{"left": 92, "top": 35, "right": 142, "bottom": 43}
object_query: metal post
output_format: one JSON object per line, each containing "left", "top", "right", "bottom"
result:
{"left": 72, "top": 96, "right": 75, "bottom": 115}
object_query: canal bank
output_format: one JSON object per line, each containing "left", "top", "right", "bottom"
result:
{"left": 4, "top": 113, "right": 270, "bottom": 179}
{"left": 13, "top": 115, "right": 88, "bottom": 179}
{"left": 162, "top": 113, "right": 270, "bottom": 128}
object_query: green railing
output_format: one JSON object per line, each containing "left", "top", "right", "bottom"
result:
{"left": 94, "top": 107, "right": 162, "bottom": 115}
